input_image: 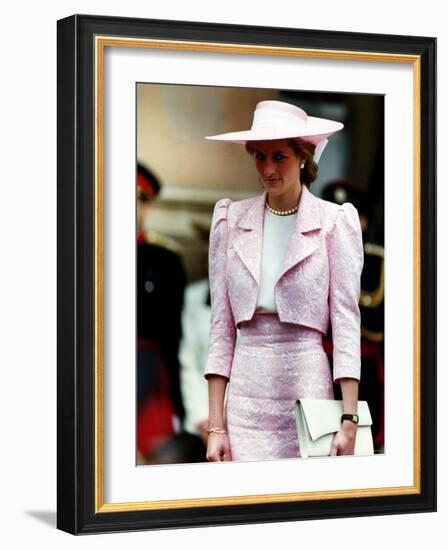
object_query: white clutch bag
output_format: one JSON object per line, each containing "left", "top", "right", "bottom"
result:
{"left": 294, "top": 398, "right": 374, "bottom": 458}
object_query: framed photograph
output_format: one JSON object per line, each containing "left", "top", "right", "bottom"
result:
{"left": 57, "top": 14, "right": 436, "bottom": 534}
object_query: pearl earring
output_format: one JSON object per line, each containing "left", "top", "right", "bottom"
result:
{"left": 300, "top": 162, "right": 305, "bottom": 169}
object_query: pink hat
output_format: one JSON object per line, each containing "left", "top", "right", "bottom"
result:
{"left": 205, "top": 100, "right": 344, "bottom": 163}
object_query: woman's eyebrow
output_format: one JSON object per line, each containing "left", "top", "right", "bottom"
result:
{"left": 255, "top": 150, "right": 287, "bottom": 155}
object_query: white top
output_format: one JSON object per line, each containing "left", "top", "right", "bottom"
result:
{"left": 255, "top": 209, "right": 297, "bottom": 313}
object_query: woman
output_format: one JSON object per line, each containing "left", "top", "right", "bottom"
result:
{"left": 203, "top": 100, "right": 364, "bottom": 462}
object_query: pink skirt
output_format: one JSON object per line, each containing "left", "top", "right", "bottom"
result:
{"left": 226, "top": 314, "right": 334, "bottom": 462}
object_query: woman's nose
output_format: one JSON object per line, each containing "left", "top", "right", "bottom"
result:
{"left": 262, "top": 159, "right": 275, "bottom": 177}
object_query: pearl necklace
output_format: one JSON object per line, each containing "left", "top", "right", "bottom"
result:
{"left": 265, "top": 201, "right": 299, "bottom": 216}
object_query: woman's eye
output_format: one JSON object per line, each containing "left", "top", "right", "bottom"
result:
{"left": 255, "top": 153, "right": 264, "bottom": 160}
{"left": 274, "top": 154, "right": 286, "bottom": 161}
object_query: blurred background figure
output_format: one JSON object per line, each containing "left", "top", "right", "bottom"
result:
{"left": 178, "top": 276, "right": 210, "bottom": 457}
{"left": 136, "top": 163, "right": 187, "bottom": 464}
{"left": 321, "top": 179, "right": 384, "bottom": 451}
{"left": 178, "top": 219, "right": 217, "bottom": 460}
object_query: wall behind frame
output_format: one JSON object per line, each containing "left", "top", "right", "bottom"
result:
{"left": 0, "top": 0, "right": 444, "bottom": 548}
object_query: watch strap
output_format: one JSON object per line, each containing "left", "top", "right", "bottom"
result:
{"left": 341, "top": 413, "right": 359, "bottom": 424}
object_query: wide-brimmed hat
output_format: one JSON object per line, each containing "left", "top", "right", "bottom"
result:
{"left": 205, "top": 100, "right": 343, "bottom": 163}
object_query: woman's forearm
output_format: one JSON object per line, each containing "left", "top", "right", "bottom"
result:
{"left": 339, "top": 377, "right": 359, "bottom": 428}
{"left": 330, "top": 377, "right": 360, "bottom": 456}
{"left": 207, "top": 374, "right": 228, "bottom": 428}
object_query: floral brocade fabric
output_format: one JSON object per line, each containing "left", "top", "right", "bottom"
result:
{"left": 227, "top": 314, "right": 333, "bottom": 461}
{"left": 204, "top": 185, "right": 364, "bottom": 461}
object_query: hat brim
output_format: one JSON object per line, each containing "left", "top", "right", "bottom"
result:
{"left": 205, "top": 116, "right": 343, "bottom": 145}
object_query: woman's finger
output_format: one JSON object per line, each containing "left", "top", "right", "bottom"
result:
{"left": 207, "top": 448, "right": 222, "bottom": 461}
{"left": 330, "top": 435, "right": 339, "bottom": 456}
{"left": 222, "top": 448, "right": 232, "bottom": 461}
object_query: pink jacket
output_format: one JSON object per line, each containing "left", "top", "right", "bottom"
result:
{"left": 204, "top": 184, "right": 364, "bottom": 383}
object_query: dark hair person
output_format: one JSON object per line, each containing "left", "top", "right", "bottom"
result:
{"left": 136, "top": 164, "right": 186, "bottom": 461}
{"left": 203, "top": 101, "right": 364, "bottom": 462}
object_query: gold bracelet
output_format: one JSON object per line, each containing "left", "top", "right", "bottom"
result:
{"left": 206, "top": 427, "right": 228, "bottom": 434}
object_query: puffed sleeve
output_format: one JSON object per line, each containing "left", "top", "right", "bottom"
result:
{"left": 327, "top": 202, "right": 364, "bottom": 383}
{"left": 203, "top": 198, "right": 237, "bottom": 380}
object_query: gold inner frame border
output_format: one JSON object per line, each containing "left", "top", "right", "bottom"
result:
{"left": 94, "top": 36, "right": 421, "bottom": 513}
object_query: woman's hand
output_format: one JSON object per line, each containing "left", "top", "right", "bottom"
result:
{"left": 330, "top": 421, "right": 358, "bottom": 456}
{"left": 206, "top": 433, "right": 232, "bottom": 462}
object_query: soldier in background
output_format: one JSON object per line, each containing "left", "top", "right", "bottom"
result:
{"left": 321, "top": 179, "right": 384, "bottom": 452}
{"left": 136, "top": 163, "right": 187, "bottom": 463}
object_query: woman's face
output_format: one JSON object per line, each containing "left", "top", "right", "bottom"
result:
{"left": 252, "top": 139, "right": 302, "bottom": 197}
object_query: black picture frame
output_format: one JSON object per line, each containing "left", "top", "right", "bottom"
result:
{"left": 57, "top": 14, "right": 436, "bottom": 535}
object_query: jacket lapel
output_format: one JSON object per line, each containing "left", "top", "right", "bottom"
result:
{"left": 232, "top": 185, "right": 322, "bottom": 288}
{"left": 233, "top": 192, "right": 266, "bottom": 286}
{"left": 275, "top": 184, "right": 322, "bottom": 285}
